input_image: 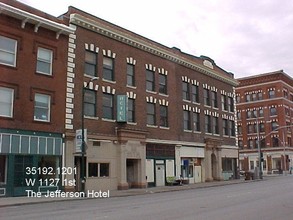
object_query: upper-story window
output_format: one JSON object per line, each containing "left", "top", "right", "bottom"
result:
{"left": 34, "top": 93, "right": 50, "bottom": 122}
{"left": 205, "top": 115, "right": 212, "bottom": 133}
{"left": 0, "top": 35, "right": 17, "bottom": 67}
{"left": 245, "top": 94, "right": 251, "bottom": 102}
{"left": 127, "top": 64, "right": 135, "bottom": 87}
{"left": 84, "top": 51, "right": 97, "bottom": 77}
{"left": 128, "top": 98, "right": 135, "bottom": 123}
{"left": 159, "top": 74, "right": 167, "bottom": 95}
{"left": 103, "top": 57, "right": 114, "bottom": 81}
{"left": 193, "top": 112, "right": 200, "bottom": 132}
{"left": 103, "top": 93, "right": 114, "bottom": 119}
{"left": 270, "top": 107, "right": 277, "bottom": 116}
{"left": 182, "top": 82, "right": 190, "bottom": 101}
{"left": 84, "top": 89, "right": 96, "bottom": 117}
{"left": 159, "top": 105, "right": 168, "bottom": 127}
{"left": 213, "top": 116, "right": 219, "bottom": 134}
{"left": 37, "top": 47, "right": 53, "bottom": 75}
{"left": 183, "top": 110, "right": 191, "bottom": 130}
{"left": 204, "top": 89, "right": 210, "bottom": 106}
{"left": 221, "top": 95, "right": 228, "bottom": 111}
{"left": 211, "top": 91, "right": 218, "bottom": 108}
{"left": 147, "top": 103, "right": 156, "bottom": 125}
{"left": 192, "top": 85, "right": 199, "bottom": 103}
{"left": 146, "top": 70, "right": 155, "bottom": 92}
{"left": 223, "top": 119, "right": 229, "bottom": 136}
{"left": 268, "top": 90, "right": 275, "bottom": 99}
{"left": 228, "top": 97, "right": 234, "bottom": 112}
{"left": 0, "top": 86, "right": 14, "bottom": 118}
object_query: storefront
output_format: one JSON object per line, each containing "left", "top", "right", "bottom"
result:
{"left": 0, "top": 129, "right": 63, "bottom": 197}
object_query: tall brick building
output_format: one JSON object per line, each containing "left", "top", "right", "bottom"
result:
{"left": 0, "top": 0, "right": 74, "bottom": 196}
{"left": 236, "top": 70, "right": 293, "bottom": 175}
{"left": 62, "top": 7, "right": 239, "bottom": 192}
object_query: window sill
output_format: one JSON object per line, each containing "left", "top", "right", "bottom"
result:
{"left": 147, "top": 124, "right": 158, "bottom": 128}
{"left": 84, "top": 116, "right": 99, "bottom": 120}
{"left": 102, "top": 118, "right": 116, "bottom": 122}
{"left": 84, "top": 74, "right": 99, "bottom": 79}
{"left": 183, "top": 129, "right": 192, "bottom": 133}
{"left": 127, "top": 122, "right": 137, "bottom": 125}
{"left": 102, "top": 79, "right": 116, "bottom": 84}
{"left": 159, "top": 126, "right": 170, "bottom": 130}
{"left": 159, "top": 93, "right": 169, "bottom": 97}
{"left": 183, "top": 99, "right": 191, "bottom": 103}
{"left": 146, "top": 90, "right": 157, "bottom": 94}
{"left": 126, "top": 85, "right": 137, "bottom": 89}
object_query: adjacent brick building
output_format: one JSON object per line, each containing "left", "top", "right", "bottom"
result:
{"left": 62, "top": 7, "right": 239, "bottom": 192}
{"left": 236, "top": 70, "right": 293, "bottom": 175}
{"left": 0, "top": 0, "right": 74, "bottom": 196}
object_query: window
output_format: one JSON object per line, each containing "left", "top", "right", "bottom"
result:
{"left": 34, "top": 93, "right": 50, "bottom": 122}
{"left": 159, "top": 105, "right": 168, "bottom": 127}
{"left": 204, "top": 89, "right": 210, "bottom": 106}
{"left": 259, "top": 109, "right": 264, "bottom": 117}
{"left": 182, "top": 82, "right": 190, "bottom": 100}
{"left": 223, "top": 119, "right": 228, "bottom": 135}
{"left": 159, "top": 74, "right": 167, "bottom": 94}
{"left": 258, "top": 92, "right": 263, "bottom": 100}
{"left": 230, "top": 120, "right": 235, "bottom": 136}
{"left": 228, "top": 97, "right": 234, "bottom": 112}
{"left": 246, "top": 94, "right": 251, "bottom": 102}
{"left": 259, "top": 123, "right": 265, "bottom": 132}
{"left": 221, "top": 95, "right": 228, "bottom": 111}
{"left": 146, "top": 70, "right": 155, "bottom": 91}
{"left": 205, "top": 115, "right": 212, "bottom": 133}
{"left": 0, "top": 87, "right": 14, "bottom": 117}
{"left": 0, "top": 35, "right": 17, "bottom": 67}
{"left": 211, "top": 91, "right": 218, "bottom": 108}
{"left": 252, "top": 93, "right": 257, "bottom": 101}
{"left": 192, "top": 85, "right": 199, "bottom": 103}
{"left": 84, "top": 89, "right": 96, "bottom": 117}
{"left": 213, "top": 117, "right": 219, "bottom": 134}
{"left": 147, "top": 103, "right": 156, "bottom": 125}
{"left": 193, "top": 112, "right": 200, "bottom": 132}
{"left": 128, "top": 98, "right": 135, "bottom": 123}
{"left": 248, "top": 140, "right": 254, "bottom": 149}
{"left": 127, "top": 64, "right": 135, "bottom": 86}
{"left": 88, "top": 163, "right": 109, "bottom": 177}
{"left": 270, "top": 107, "right": 277, "bottom": 116}
{"left": 271, "top": 122, "right": 278, "bottom": 131}
{"left": 272, "top": 137, "right": 279, "bottom": 147}
{"left": 103, "top": 57, "right": 114, "bottom": 81}
{"left": 237, "top": 112, "right": 241, "bottom": 120}
{"left": 269, "top": 90, "right": 275, "bottom": 99}
{"left": 238, "top": 126, "right": 242, "bottom": 135}
{"left": 238, "top": 140, "right": 243, "bottom": 149}
{"left": 85, "top": 51, "right": 97, "bottom": 76}
{"left": 37, "top": 47, "right": 52, "bottom": 75}
{"left": 236, "top": 96, "right": 240, "bottom": 103}
{"left": 102, "top": 93, "right": 114, "bottom": 119}
{"left": 247, "top": 124, "right": 254, "bottom": 134}
{"left": 183, "top": 110, "right": 191, "bottom": 130}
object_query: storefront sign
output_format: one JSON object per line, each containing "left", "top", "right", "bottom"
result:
{"left": 117, "top": 95, "right": 128, "bottom": 122}
{"left": 75, "top": 129, "right": 87, "bottom": 153}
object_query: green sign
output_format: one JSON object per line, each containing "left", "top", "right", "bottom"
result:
{"left": 117, "top": 95, "right": 128, "bottom": 122}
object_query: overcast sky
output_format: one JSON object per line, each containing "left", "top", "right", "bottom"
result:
{"left": 19, "top": 0, "right": 293, "bottom": 78}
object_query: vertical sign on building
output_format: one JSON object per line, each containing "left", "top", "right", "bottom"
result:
{"left": 75, "top": 129, "right": 87, "bottom": 153}
{"left": 117, "top": 95, "right": 128, "bottom": 122}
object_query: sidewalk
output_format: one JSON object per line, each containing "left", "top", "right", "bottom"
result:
{"left": 0, "top": 177, "right": 271, "bottom": 208}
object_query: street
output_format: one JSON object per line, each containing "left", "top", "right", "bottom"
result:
{"left": 1, "top": 176, "right": 293, "bottom": 220}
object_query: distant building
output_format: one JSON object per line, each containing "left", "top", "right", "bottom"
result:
{"left": 62, "top": 7, "right": 239, "bottom": 192}
{"left": 0, "top": 0, "right": 74, "bottom": 196}
{"left": 236, "top": 70, "right": 293, "bottom": 175}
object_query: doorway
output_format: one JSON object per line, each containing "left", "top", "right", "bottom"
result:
{"left": 155, "top": 164, "right": 165, "bottom": 186}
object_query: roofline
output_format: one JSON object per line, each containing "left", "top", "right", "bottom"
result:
{"left": 236, "top": 69, "right": 293, "bottom": 81}
{"left": 0, "top": 2, "right": 75, "bottom": 39}
{"left": 69, "top": 13, "right": 239, "bottom": 87}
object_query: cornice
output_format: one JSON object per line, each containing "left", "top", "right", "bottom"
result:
{"left": 0, "top": 2, "right": 75, "bottom": 39}
{"left": 70, "top": 13, "right": 238, "bottom": 86}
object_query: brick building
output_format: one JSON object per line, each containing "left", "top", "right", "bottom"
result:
{"left": 0, "top": 0, "right": 74, "bottom": 196}
{"left": 236, "top": 70, "right": 293, "bottom": 175}
{"left": 62, "top": 7, "right": 239, "bottom": 192}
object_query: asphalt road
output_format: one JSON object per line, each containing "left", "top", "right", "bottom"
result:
{"left": 1, "top": 176, "right": 293, "bottom": 220}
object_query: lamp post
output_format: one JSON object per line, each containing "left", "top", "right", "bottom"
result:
{"left": 81, "top": 77, "right": 98, "bottom": 194}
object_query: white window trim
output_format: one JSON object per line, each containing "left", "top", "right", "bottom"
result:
{"left": 34, "top": 93, "right": 51, "bottom": 122}
{"left": 36, "top": 47, "right": 53, "bottom": 75}
{"left": 0, "top": 36, "right": 17, "bottom": 67}
{"left": 0, "top": 87, "right": 14, "bottom": 118}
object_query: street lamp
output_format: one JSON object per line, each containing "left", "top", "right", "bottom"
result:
{"left": 81, "top": 77, "right": 98, "bottom": 194}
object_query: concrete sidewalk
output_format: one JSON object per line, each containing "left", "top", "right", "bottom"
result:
{"left": 0, "top": 177, "right": 266, "bottom": 208}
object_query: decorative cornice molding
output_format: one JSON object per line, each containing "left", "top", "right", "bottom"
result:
{"left": 70, "top": 13, "right": 238, "bottom": 86}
